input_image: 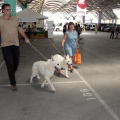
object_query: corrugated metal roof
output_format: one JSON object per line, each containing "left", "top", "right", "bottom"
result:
{"left": 0, "top": 0, "right": 120, "bottom": 19}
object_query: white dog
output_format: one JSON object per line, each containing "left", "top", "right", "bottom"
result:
{"left": 30, "top": 56, "right": 61, "bottom": 92}
{"left": 53, "top": 54, "right": 72, "bottom": 78}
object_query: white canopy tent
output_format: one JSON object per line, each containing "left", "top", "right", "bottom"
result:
{"left": 17, "top": 8, "right": 48, "bottom": 22}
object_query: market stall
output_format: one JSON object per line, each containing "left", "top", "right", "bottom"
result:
{"left": 17, "top": 8, "right": 48, "bottom": 39}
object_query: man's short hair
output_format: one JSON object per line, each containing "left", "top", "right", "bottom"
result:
{"left": 1, "top": 3, "right": 10, "bottom": 13}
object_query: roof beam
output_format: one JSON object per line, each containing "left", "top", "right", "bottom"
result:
{"left": 37, "top": 0, "right": 45, "bottom": 13}
{"left": 87, "top": 1, "right": 111, "bottom": 20}
{"left": 102, "top": 0, "right": 117, "bottom": 11}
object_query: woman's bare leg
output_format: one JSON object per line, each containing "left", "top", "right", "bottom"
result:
{"left": 69, "top": 56, "right": 74, "bottom": 72}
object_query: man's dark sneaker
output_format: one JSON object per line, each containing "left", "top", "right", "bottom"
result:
{"left": 11, "top": 85, "right": 17, "bottom": 91}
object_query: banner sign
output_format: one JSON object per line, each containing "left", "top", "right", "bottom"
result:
{"left": 77, "top": 0, "right": 87, "bottom": 16}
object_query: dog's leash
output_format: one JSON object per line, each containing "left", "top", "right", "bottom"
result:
{"left": 62, "top": 46, "right": 66, "bottom": 56}
{"left": 29, "top": 39, "right": 66, "bottom": 60}
{"left": 29, "top": 43, "right": 48, "bottom": 60}
{"left": 48, "top": 39, "right": 66, "bottom": 56}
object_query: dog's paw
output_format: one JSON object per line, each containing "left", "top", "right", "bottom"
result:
{"left": 30, "top": 81, "right": 33, "bottom": 84}
{"left": 51, "top": 88, "right": 56, "bottom": 92}
{"left": 41, "top": 84, "right": 44, "bottom": 88}
{"left": 66, "top": 75, "right": 69, "bottom": 78}
{"left": 37, "top": 76, "right": 40, "bottom": 79}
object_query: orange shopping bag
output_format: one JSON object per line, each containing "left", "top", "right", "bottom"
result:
{"left": 74, "top": 49, "right": 81, "bottom": 64}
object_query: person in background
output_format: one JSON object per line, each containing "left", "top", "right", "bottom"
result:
{"left": 95, "top": 24, "right": 98, "bottom": 34}
{"left": 62, "top": 22, "right": 79, "bottom": 72}
{"left": 0, "top": 3, "right": 30, "bottom": 91}
{"left": 77, "top": 24, "right": 82, "bottom": 42}
{"left": 115, "top": 25, "right": 119, "bottom": 39}
{"left": 33, "top": 22, "right": 37, "bottom": 40}
{"left": 82, "top": 24, "right": 85, "bottom": 32}
{"left": 74, "top": 23, "right": 78, "bottom": 31}
{"left": 110, "top": 24, "right": 116, "bottom": 39}
{"left": 27, "top": 25, "right": 31, "bottom": 39}
{"left": 22, "top": 22, "right": 27, "bottom": 32}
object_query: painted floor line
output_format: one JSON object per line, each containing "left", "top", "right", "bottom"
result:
{"left": 0, "top": 61, "right": 5, "bottom": 69}
{"left": 86, "top": 98, "right": 96, "bottom": 100}
{"left": 0, "top": 81, "right": 85, "bottom": 87}
{"left": 74, "top": 69, "right": 120, "bottom": 120}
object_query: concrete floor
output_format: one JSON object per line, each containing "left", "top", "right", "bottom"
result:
{"left": 0, "top": 31, "right": 120, "bottom": 120}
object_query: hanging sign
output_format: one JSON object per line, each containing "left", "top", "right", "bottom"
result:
{"left": 77, "top": 0, "right": 87, "bottom": 16}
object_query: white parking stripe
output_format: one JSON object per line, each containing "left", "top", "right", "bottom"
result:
{"left": 86, "top": 98, "right": 96, "bottom": 100}
{"left": 0, "top": 81, "right": 85, "bottom": 87}
{"left": 0, "top": 61, "right": 5, "bottom": 69}
{"left": 74, "top": 69, "right": 120, "bottom": 120}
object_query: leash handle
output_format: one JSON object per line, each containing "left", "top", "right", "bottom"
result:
{"left": 29, "top": 43, "right": 48, "bottom": 60}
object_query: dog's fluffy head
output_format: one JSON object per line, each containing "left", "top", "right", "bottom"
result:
{"left": 64, "top": 55, "right": 72, "bottom": 69}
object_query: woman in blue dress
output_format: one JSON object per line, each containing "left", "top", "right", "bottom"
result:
{"left": 62, "top": 22, "right": 79, "bottom": 71}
